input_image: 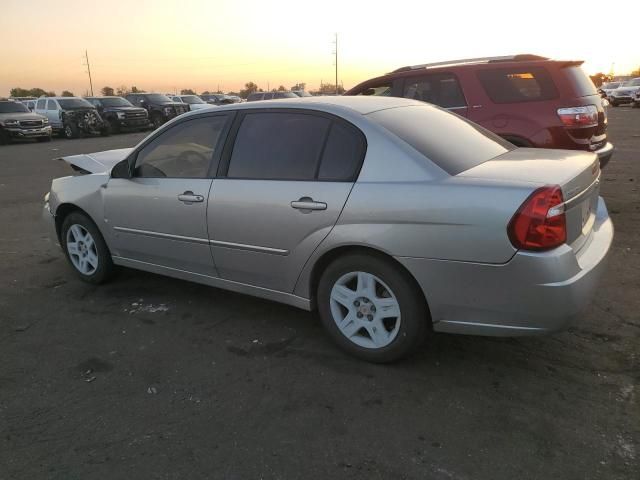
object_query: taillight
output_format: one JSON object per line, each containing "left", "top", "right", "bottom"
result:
{"left": 508, "top": 186, "right": 566, "bottom": 251}
{"left": 557, "top": 105, "right": 598, "bottom": 128}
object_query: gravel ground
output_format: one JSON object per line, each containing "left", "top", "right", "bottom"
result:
{"left": 0, "top": 108, "right": 638, "bottom": 480}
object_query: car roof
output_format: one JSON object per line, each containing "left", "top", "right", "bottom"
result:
{"left": 183, "top": 96, "right": 424, "bottom": 117}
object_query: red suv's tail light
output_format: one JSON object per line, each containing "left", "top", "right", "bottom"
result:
{"left": 508, "top": 186, "right": 566, "bottom": 251}
{"left": 557, "top": 105, "right": 598, "bottom": 128}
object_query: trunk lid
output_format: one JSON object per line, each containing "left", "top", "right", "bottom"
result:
{"left": 459, "top": 148, "right": 601, "bottom": 251}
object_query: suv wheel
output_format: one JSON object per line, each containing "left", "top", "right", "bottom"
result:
{"left": 317, "top": 253, "right": 429, "bottom": 363}
{"left": 151, "top": 113, "right": 164, "bottom": 129}
{"left": 64, "top": 123, "right": 80, "bottom": 139}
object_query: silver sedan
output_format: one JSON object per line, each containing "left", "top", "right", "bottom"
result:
{"left": 44, "top": 97, "right": 613, "bottom": 362}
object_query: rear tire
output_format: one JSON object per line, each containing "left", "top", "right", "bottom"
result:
{"left": 60, "top": 212, "right": 115, "bottom": 284}
{"left": 151, "top": 113, "right": 164, "bottom": 129}
{"left": 317, "top": 253, "right": 429, "bottom": 363}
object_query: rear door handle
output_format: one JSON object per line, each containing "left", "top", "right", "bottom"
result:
{"left": 291, "top": 197, "right": 327, "bottom": 211}
{"left": 178, "top": 191, "right": 204, "bottom": 203}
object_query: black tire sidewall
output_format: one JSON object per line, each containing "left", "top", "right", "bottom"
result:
{"left": 60, "top": 212, "right": 114, "bottom": 284}
{"left": 317, "top": 253, "right": 428, "bottom": 363}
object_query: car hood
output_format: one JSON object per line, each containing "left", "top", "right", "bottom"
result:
{"left": 104, "top": 106, "right": 146, "bottom": 113}
{"left": 57, "top": 148, "right": 133, "bottom": 174}
{"left": 0, "top": 112, "right": 46, "bottom": 121}
{"left": 613, "top": 86, "right": 639, "bottom": 94}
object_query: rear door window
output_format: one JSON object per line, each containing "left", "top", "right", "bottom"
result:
{"left": 477, "top": 67, "right": 558, "bottom": 103}
{"left": 318, "top": 121, "right": 366, "bottom": 181}
{"left": 47, "top": 100, "right": 58, "bottom": 110}
{"left": 36, "top": 99, "right": 46, "bottom": 109}
{"left": 227, "top": 112, "right": 330, "bottom": 180}
{"left": 402, "top": 73, "right": 466, "bottom": 108}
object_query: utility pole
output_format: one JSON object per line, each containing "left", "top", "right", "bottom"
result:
{"left": 83, "top": 50, "right": 94, "bottom": 96}
{"left": 334, "top": 33, "right": 338, "bottom": 95}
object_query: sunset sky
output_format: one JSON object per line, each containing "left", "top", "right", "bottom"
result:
{"left": 1, "top": 0, "right": 638, "bottom": 96}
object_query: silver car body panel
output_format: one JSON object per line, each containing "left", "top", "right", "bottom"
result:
{"left": 46, "top": 96, "right": 613, "bottom": 336}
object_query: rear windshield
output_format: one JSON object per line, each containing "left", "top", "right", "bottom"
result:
{"left": 367, "top": 105, "right": 513, "bottom": 175}
{"left": 477, "top": 66, "right": 558, "bottom": 103}
{"left": 563, "top": 66, "right": 598, "bottom": 97}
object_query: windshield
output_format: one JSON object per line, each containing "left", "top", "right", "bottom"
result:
{"left": 293, "top": 91, "right": 312, "bottom": 97}
{"left": 623, "top": 79, "right": 640, "bottom": 87}
{"left": 58, "top": 98, "right": 94, "bottom": 109}
{"left": 602, "top": 82, "right": 620, "bottom": 89}
{"left": 99, "top": 97, "right": 134, "bottom": 107}
{"left": 368, "top": 104, "right": 514, "bottom": 175}
{"left": 144, "top": 94, "right": 173, "bottom": 103}
{"left": 0, "top": 102, "right": 29, "bottom": 113}
{"left": 181, "top": 95, "right": 205, "bottom": 104}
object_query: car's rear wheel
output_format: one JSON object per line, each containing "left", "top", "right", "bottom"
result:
{"left": 317, "top": 253, "right": 428, "bottom": 363}
{"left": 61, "top": 212, "right": 115, "bottom": 284}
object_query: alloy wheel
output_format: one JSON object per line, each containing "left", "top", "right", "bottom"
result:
{"left": 329, "top": 271, "right": 401, "bottom": 349}
{"left": 66, "top": 224, "right": 99, "bottom": 275}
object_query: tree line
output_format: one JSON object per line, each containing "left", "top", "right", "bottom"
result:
{"left": 9, "top": 81, "right": 346, "bottom": 100}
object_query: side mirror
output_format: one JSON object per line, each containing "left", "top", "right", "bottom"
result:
{"left": 111, "top": 159, "right": 132, "bottom": 179}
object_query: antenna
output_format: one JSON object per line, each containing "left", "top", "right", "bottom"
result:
{"left": 83, "top": 50, "right": 94, "bottom": 96}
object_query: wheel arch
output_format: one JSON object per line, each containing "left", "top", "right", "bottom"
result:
{"left": 54, "top": 203, "right": 95, "bottom": 241}
{"left": 306, "top": 245, "right": 431, "bottom": 323}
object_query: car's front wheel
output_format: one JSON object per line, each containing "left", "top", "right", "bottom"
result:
{"left": 317, "top": 253, "right": 429, "bottom": 363}
{"left": 60, "top": 212, "right": 115, "bottom": 284}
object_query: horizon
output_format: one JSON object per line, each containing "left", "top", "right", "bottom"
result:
{"left": 1, "top": 0, "right": 638, "bottom": 97}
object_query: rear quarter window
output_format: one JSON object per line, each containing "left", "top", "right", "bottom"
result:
{"left": 367, "top": 105, "right": 513, "bottom": 175}
{"left": 477, "top": 66, "right": 558, "bottom": 103}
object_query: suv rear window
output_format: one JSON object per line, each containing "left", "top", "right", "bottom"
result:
{"left": 563, "top": 66, "right": 598, "bottom": 97}
{"left": 477, "top": 67, "right": 558, "bottom": 103}
{"left": 367, "top": 105, "right": 513, "bottom": 175}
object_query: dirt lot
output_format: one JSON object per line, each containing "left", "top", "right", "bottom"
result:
{"left": 0, "top": 108, "right": 638, "bottom": 480}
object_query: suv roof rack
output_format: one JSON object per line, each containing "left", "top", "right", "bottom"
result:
{"left": 390, "top": 54, "right": 549, "bottom": 73}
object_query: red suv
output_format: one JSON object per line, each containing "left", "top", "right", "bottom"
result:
{"left": 346, "top": 54, "right": 613, "bottom": 167}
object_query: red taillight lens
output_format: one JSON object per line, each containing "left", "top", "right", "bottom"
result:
{"left": 508, "top": 186, "right": 566, "bottom": 251}
{"left": 557, "top": 105, "right": 598, "bottom": 128}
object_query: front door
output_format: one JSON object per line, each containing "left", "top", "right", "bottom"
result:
{"left": 207, "top": 110, "right": 367, "bottom": 292}
{"left": 104, "top": 114, "right": 231, "bottom": 276}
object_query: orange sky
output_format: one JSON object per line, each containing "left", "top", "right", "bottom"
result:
{"left": 1, "top": 0, "right": 638, "bottom": 96}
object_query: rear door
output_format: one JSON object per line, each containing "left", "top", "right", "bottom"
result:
{"left": 104, "top": 113, "right": 232, "bottom": 275}
{"left": 400, "top": 72, "right": 468, "bottom": 117}
{"left": 207, "top": 110, "right": 366, "bottom": 292}
{"left": 46, "top": 99, "right": 61, "bottom": 127}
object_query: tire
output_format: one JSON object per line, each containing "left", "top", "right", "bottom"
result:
{"left": 60, "top": 211, "right": 115, "bottom": 284}
{"left": 36, "top": 135, "right": 52, "bottom": 142}
{"left": 611, "top": 100, "right": 619, "bottom": 107}
{"left": 0, "top": 130, "right": 11, "bottom": 145}
{"left": 100, "top": 124, "right": 111, "bottom": 137}
{"left": 63, "top": 123, "right": 80, "bottom": 139}
{"left": 317, "top": 253, "right": 429, "bottom": 363}
{"left": 109, "top": 119, "right": 121, "bottom": 134}
{"left": 151, "top": 113, "right": 164, "bottom": 129}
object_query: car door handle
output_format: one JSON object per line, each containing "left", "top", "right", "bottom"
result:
{"left": 291, "top": 197, "right": 327, "bottom": 211}
{"left": 178, "top": 191, "right": 204, "bottom": 203}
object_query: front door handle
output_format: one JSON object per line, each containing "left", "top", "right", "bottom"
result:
{"left": 178, "top": 191, "right": 204, "bottom": 203}
{"left": 291, "top": 197, "right": 327, "bottom": 212}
